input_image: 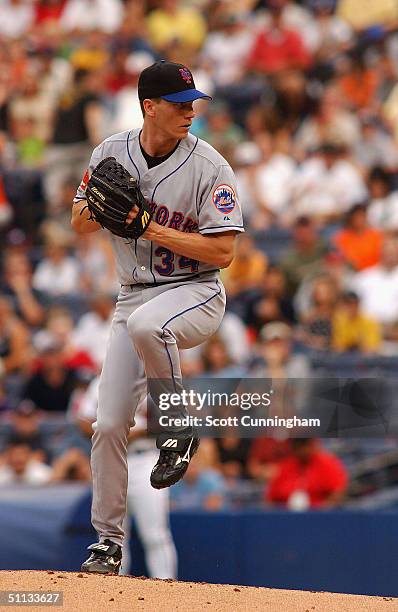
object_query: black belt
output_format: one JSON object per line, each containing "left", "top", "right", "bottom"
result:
{"left": 121, "top": 272, "right": 205, "bottom": 290}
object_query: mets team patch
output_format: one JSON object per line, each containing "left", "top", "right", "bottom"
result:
{"left": 212, "top": 184, "right": 236, "bottom": 214}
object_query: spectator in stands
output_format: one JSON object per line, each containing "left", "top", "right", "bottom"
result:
{"left": 251, "top": 321, "right": 310, "bottom": 377}
{"left": 267, "top": 438, "right": 348, "bottom": 509}
{"left": 255, "top": 0, "right": 317, "bottom": 50}
{"left": 13, "top": 117, "right": 46, "bottom": 168}
{"left": 8, "top": 71, "right": 54, "bottom": 144}
{"left": 4, "top": 400, "right": 48, "bottom": 463}
{"left": 351, "top": 238, "right": 398, "bottom": 335}
{"left": 33, "top": 305, "right": 95, "bottom": 371}
{"left": 291, "top": 141, "right": 367, "bottom": 222}
{"left": 333, "top": 203, "right": 384, "bottom": 271}
{"left": 44, "top": 68, "right": 104, "bottom": 212}
{"left": 298, "top": 274, "right": 339, "bottom": 350}
{"left": 247, "top": 437, "right": 291, "bottom": 482}
{"left": 109, "top": 51, "right": 154, "bottom": 134}
{"left": 71, "top": 293, "right": 114, "bottom": 369}
{"left": 366, "top": 166, "right": 398, "bottom": 232}
{"left": 32, "top": 232, "right": 80, "bottom": 297}
{"left": 197, "top": 101, "right": 245, "bottom": 163}
{"left": 246, "top": 265, "right": 295, "bottom": 335}
{"left": 0, "top": 0, "right": 35, "bottom": 40}
{"left": 49, "top": 179, "right": 79, "bottom": 231}
{"left": 69, "top": 30, "right": 109, "bottom": 73}
{"left": 51, "top": 447, "right": 91, "bottom": 481}
{"left": 0, "top": 248, "right": 45, "bottom": 327}
{"left": 35, "top": 47, "right": 73, "bottom": 109}
{"left": 232, "top": 140, "right": 263, "bottom": 228}
{"left": 60, "top": 0, "right": 124, "bottom": 34}
{"left": 247, "top": 1, "right": 312, "bottom": 75}
{"left": 23, "top": 337, "right": 77, "bottom": 413}
{"left": 306, "top": 0, "right": 353, "bottom": 65}
{"left": 337, "top": 0, "right": 398, "bottom": 30}
{"left": 251, "top": 322, "right": 311, "bottom": 419}
{"left": 216, "top": 311, "right": 251, "bottom": 366}
{"left": 332, "top": 290, "right": 382, "bottom": 353}
{"left": 0, "top": 296, "right": 31, "bottom": 377}
{"left": 108, "top": 1, "right": 155, "bottom": 65}
{"left": 280, "top": 216, "right": 327, "bottom": 296}
{"left": 262, "top": 70, "right": 317, "bottom": 136}
{"left": 215, "top": 437, "right": 252, "bottom": 481}
{"left": 171, "top": 440, "right": 226, "bottom": 511}
{"left": 246, "top": 130, "right": 296, "bottom": 228}
{"left": 34, "top": 0, "right": 67, "bottom": 33}
{"left": 294, "top": 86, "right": 361, "bottom": 159}
{"left": 247, "top": 292, "right": 286, "bottom": 336}
{"left": 222, "top": 234, "right": 267, "bottom": 299}
{"left": 146, "top": 0, "right": 207, "bottom": 54}
{"left": 75, "top": 231, "right": 118, "bottom": 295}
{"left": 0, "top": 441, "right": 52, "bottom": 485}
{"left": 337, "top": 52, "right": 379, "bottom": 111}
{"left": 201, "top": 334, "right": 245, "bottom": 378}
{"left": 353, "top": 116, "right": 398, "bottom": 171}
{"left": 201, "top": 11, "right": 254, "bottom": 88}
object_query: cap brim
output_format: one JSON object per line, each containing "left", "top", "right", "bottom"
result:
{"left": 161, "top": 89, "right": 212, "bottom": 103}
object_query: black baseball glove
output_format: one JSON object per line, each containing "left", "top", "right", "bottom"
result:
{"left": 85, "top": 157, "right": 152, "bottom": 239}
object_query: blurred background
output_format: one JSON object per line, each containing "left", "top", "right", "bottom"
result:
{"left": 1, "top": 0, "right": 398, "bottom": 597}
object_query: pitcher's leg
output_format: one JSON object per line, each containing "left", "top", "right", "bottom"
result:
{"left": 127, "top": 281, "right": 226, "bottom": 489}
{"left": 127, "top": 281, "right": 225, "bottom": 411}
{"left": 91, "top": 315, "right": 145, "bottom": 547}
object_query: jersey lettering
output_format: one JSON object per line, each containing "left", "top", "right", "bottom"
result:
{"left": 155, "top": 205, "right": 169, "bottom": 226}
{"left": 169, "top": 211, "right": 184, "bottom": 230}
{"left": 179, "top": 256, "right": 199, "bottom": 273}
{"left": 154, "top": 249, "right": 200, "bottom": 275}
{"left": 182, "top": 217, "right": 198, "bottom": 233}
{"left": 154, "top": 247, "right": 175, "bottom": 276}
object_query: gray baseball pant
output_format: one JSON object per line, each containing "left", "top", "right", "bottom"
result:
{"left": 91, "top": 275, "right": 226, "bottom": 546}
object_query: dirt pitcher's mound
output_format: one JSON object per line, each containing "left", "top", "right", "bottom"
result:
{"left": 0, "top": 571, "right": 396, "bottom": 612}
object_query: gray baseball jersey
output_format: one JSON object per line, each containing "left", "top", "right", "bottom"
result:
{"left": 74, "top": 129, "right": 244, "bottom": 285}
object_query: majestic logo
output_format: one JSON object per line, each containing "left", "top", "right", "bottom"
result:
{"left": 212, "top": 184, "right": 236, "bottom": 215}
{"left": 162, "top": 439, "right": 178, "bottom": 448}
{"left": 179, "top": 67, "right": 192, "bottom": 83}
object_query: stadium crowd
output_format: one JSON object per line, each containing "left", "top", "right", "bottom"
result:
{"left": 1, "top": 0, "right": 398, "bottom": 510}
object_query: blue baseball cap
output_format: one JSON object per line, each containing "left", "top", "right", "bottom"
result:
{"left": 138, "top": 60, "right": 212, "bottom": 103}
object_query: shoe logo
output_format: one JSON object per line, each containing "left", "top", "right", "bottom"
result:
{"left": 162, "top": 439, "right": 178, "bottom": 448}
{"left": 107, "top": 558, "right": 119, "bottom": 565}
{"left": 181, "top": 438, "right": 194, "bottom": 463}
{"left": 95, "top": 544, "right": 110, "bottom": 551}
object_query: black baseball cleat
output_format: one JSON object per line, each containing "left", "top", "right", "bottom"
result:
{"left": 81, "top": 539, "right": 122, "bottom": 575}
{"left": 151, "top": 435, "right": 200, "bottom": 489}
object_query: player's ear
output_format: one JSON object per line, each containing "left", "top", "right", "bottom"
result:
{"left": 143, "top": 98, "right": 158, "bottom": 118}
